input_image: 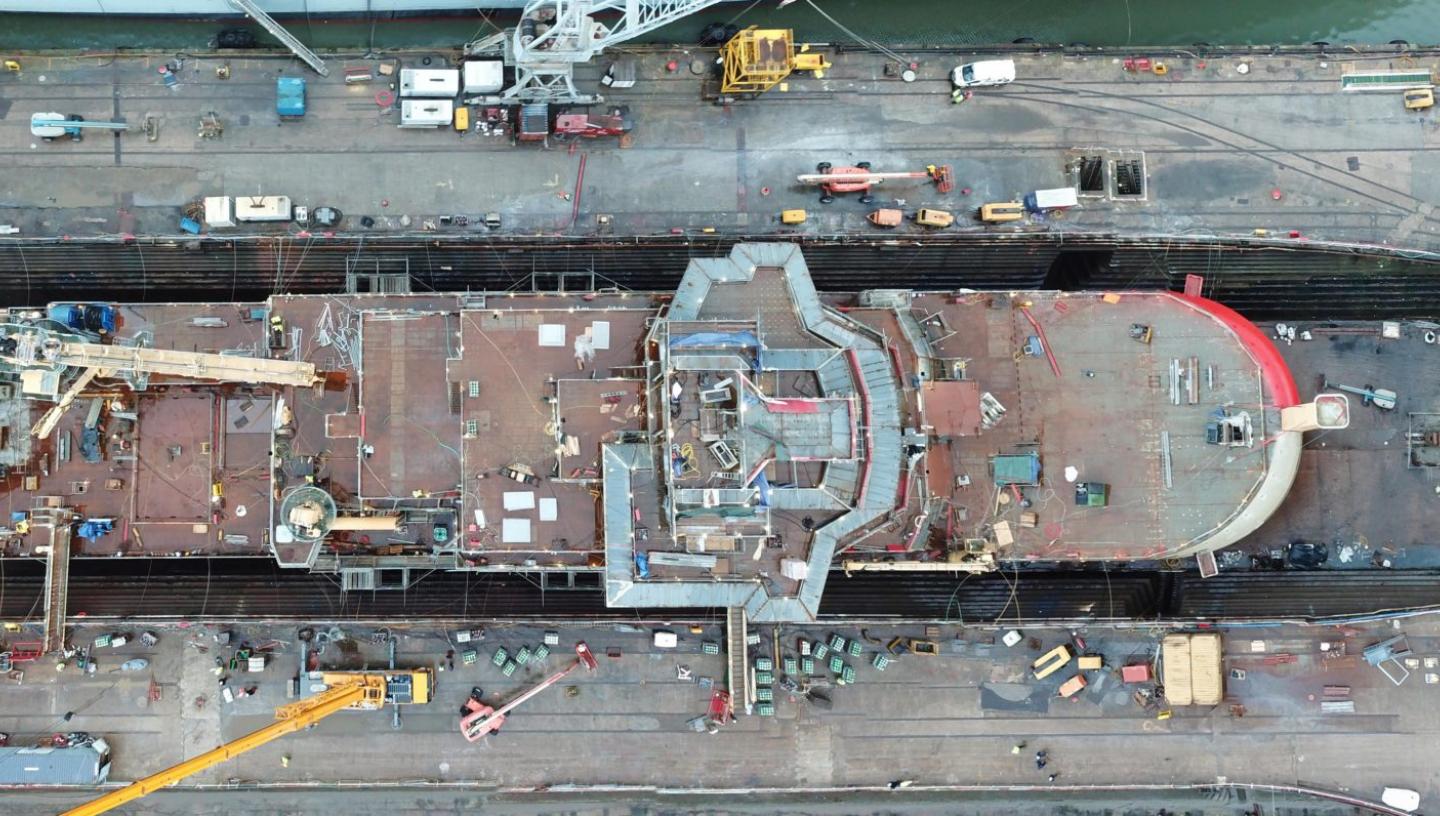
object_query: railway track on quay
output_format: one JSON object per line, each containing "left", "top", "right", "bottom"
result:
{"left": 2, "top": 559, "right": 1438, "bottom": 624}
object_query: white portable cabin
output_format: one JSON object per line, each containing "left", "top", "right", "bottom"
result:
{"left": 462, "top": 61, "right": 504, "bottom": 94}
{"left": 399, "top": 100, "right": 454, "bottom": 128}
{"left": 400, "top": 68, "right": 460, "bottom": 98}
{"left": 234, "top": 195, "right": 293, "bottom": 222}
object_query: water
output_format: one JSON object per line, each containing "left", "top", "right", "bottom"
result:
{"left": 0, "top": 0, "right": 1438, "bottom": 52}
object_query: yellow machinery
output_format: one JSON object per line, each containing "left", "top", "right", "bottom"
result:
{"left": 720, "top": 27, "right": 830, "bottom": 95}
{"left": 61, "top": 669, "right": 432, "bottom": 816}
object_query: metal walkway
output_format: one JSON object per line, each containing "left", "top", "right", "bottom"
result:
{"left": 227, "top": 0, "right": 329, "bottom": 76}
{"left": 725, "top": 607, "right": 749, "bottom": 715}
{"left": 37, "top": 508, "right": 73, "bottom": 653}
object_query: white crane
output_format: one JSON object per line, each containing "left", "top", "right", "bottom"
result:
{"left": 467, "top": 0, "right": 728, "bottom": 103}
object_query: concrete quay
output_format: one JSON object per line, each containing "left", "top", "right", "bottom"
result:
{"left": 0, "top": 46, "right": 1438, "bottom": 257}
{"left": 1, "top": 616, "right": 1438, "bottom": 813}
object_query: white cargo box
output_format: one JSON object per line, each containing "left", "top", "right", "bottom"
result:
{"left": 203, "top": 196, "right": 236, "bottom": 228}
{"left": 234, "top": 195, "right": 293, "bottom": 222}
{"left": 462, "top": 60, "right": 504, "bottom": 94}
{"left": 399, "top": 99, "right": 454, "bottom": 128}
{"left": 400, "top": 68, "right": 460, "bottom": 98}
{"left": 1026, "top": 187, "right": 1079, "bottom": 211}
{"left": 653, "top": 630, "right": 678, "bottom": 648}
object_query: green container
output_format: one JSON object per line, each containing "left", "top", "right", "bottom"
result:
{"left": 755, "top": 671, "right": 774, "bottom": 685}
{"left": 532, "top": 644, "right": 550, "bottom": 662}
{"left": 783, "top": 657, "right": 798, "bottom": 675}
{"left": 841, "top": 664, "right": 857, "bottom": 684}
{"left": 755, "top": 686, "right": 773, "bottom": 702}
{"left": 501, "top": 660, "right": 517, "bottom": 677}
{"left": 491, "top": 647, "right": 509, "bottom": 667}
{"left": 813, "top": 643, "right": 829, "bottom": 660}
{"left": 462, "top": 649, "right": 478, "bottom": 665}
{"left": 702, "top": 641, "right": 720, "bottom": 655}
{"left": 848, "top": 640, "right": 862, "bottom": 657}
{"left": 755, "top": 656, "right": 773, "bottom": 672}
{"left": 829, "top": 655, "right": 844, "bottom": 674}
{"left": 757, "top": 702, "right": 775, "bottom": 716}
{"left": 872, "top": 653, "right": 890, "bottom": 671}
{"left": 829, "top": 634, "right": 847, "bottom": 652}
{"left": 515, "top": 646, "right": 532, "bottom": 665}
{"left": 801, "top": 657, "right": 815, "bottom": 675}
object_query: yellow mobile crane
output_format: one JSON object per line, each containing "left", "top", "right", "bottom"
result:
{"left": 60, "top": 669, "right": 432, "bottom": 816}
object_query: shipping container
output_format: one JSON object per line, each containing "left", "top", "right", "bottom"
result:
{"left": 1161, "top": 634, "right": 1193, "bottom": 705}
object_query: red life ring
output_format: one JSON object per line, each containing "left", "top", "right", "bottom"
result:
{"left": 375, "top": 89, "right": 395, "bottom": 108}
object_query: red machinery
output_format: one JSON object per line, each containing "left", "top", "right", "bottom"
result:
{"left": 796, "top": 161, "right": 954, "bottom": 204}
{"left": 516, "top": 104, "right": 633, "bottom": 142}
{"left": 554, "top": 107, "right": 633, "bottom": 139}
{"left": 459, "top": 642, "right": 597, "bottom": 742}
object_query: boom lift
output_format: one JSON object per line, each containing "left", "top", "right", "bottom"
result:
{"left": 460, "top": 642, "right": 597, "bottom": 741}
{"left": 61, "top": 669, "right": 432, "bottom": 816}
{"left": 796, "top": 162, "right": 955, "bottom": 204}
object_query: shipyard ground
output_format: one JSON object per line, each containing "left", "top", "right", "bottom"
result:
{"left": 3, "top": 618, "right": 1439, "bottom": 813}
{"left": 1, "top": 47, "right": 1439, "bottom": 256}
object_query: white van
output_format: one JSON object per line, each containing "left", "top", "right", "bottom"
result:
{"left": 951, "top": 59, "right": 1016, "bottom": 88}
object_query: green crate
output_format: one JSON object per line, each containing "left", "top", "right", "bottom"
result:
{"left": 532, "top": 644, "right": 550, "bottom": 662}
{"left": 501, "top": 660, "right": 517, "bottom": 677}
{"left": 783, "top": 657, "right": 798, "bottom": 675}
{"left": 848, "top": 640, "right": 862, "bottom": 657}
{"left": 491, "top": 647, "right": 509, "bottom": 667}
{"left": 755, "top": 671, "right": 774, "bottom": 685}
{"left": 829, "top": 634, "right": 847, "bottom": 652}
{"left": 872, "top": 653, "right": 890, "bottom": 671}
{"left": 828, "top": 655, "right": 844, "bottom": 674}
{"left": 702, "top": 640, "right": 720, "bottom": 655}
{"left": 755, "top": 656, "right": 773, "bottom": 672}
{"left": 813, "top": 643, "right": 829, "bottom": 661}
{"left": 801, "top": 657, "right": 815, "bottom": 675}
{"left": 462, "top": 649, "right": 478, "bottom": 665}
{"left": 757, "top": 702, "right": 775, "bottom": 717}
{"left": 755, "top": 686, "right": 773, "bottom": 702}
{"left": 515, "top": 646, "right": 532, "bottom": 665}
{"left": 841, "top": 664, "right": 856, "bottom": 684}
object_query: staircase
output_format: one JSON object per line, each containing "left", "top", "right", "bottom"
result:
{"left": 725, "top": 606, "right": 750, "bottom": 715}
{"left": 37, "top": 509, "right": 74, "bottom": 653}
{"left": 228, "top": 0, "right": 329, "bottom": 76}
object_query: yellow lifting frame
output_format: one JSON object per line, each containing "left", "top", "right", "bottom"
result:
{"left": 722, "top": 27, "right": 799, "bottom": 95}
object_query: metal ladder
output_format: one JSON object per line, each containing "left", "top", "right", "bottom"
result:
{"left": 227, "top": 0, "right": 329, "bottom": 76}
{"left": 725, "top": 607, "right": 750, "bottom": 715}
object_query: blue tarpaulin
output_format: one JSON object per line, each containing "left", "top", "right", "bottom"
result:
{"left": 635, "top": 551, "right": 651, "bottom": 579}
{"left": 751, "top": 471, "right": 772, "bottom": 507}
{"left": 669, "top": 330, "right": 759, "bottom": 349}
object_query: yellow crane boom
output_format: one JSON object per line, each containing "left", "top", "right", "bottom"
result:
{"left": 60, "top": 673, "right": 398, "bottom": 816}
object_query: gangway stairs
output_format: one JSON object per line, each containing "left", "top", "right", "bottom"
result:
{"left": 227, "top": 0, "right": 329, "bottom": 76}
{"left": 36, "top": 508, "right": 74, "bottom": 653}
{"left": 725, "top": 606, "right": 750, "bottom": 715}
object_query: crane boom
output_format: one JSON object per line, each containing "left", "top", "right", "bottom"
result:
{"left": 796, "top": 172, "right": 933, "bottom": 184}
{"left": 469, "top": 0, "right": 727, "bottom": 102}
{"left": 50, "top": 341, "right": 319, "bottom": 386}
{"left": 60, "top": 681, "right": 369, "bottom": 816}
